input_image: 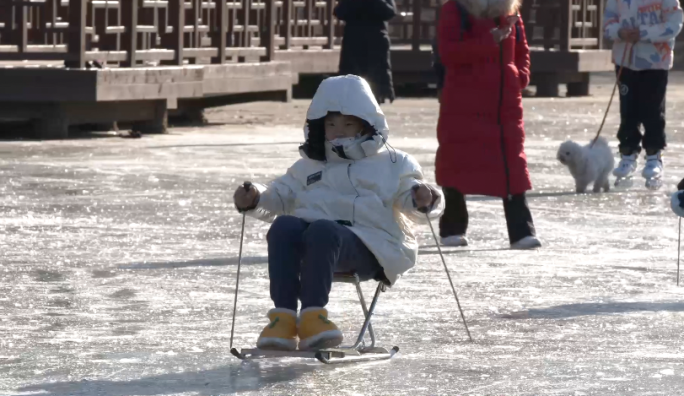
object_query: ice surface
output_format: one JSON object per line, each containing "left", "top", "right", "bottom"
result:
{"left": 1, "top": 73, "right": 684, "bottom": 395}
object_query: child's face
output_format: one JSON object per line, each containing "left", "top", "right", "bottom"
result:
{"left": 324, "top": 114, "right": 364, "bottom": 140}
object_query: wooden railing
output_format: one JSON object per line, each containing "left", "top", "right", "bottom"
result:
{"left": 0, "top": 0, "right": 607, "bottom": 69}
{"left": 389, "top": 0, "right": 440, "bottom": 50}
{"left": 387, "top": 0, "right": 605, "bottom": 52}
{"left": 0, "top": 0, "right": 339, "bottom": 68}
{"left": 521, "top": 0, "right": 605, "bottom": 51}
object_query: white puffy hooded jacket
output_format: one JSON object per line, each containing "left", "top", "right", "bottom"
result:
{"left": 247, "top": 75, "right": 444, "bottom": 285}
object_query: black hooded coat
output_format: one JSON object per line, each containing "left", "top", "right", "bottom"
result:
{"left": 334, "top": 0, "right": 397, "bottom": 103}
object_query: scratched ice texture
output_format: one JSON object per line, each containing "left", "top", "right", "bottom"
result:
{"left": 1, "top": 73, "right": 684, "bottom": 396}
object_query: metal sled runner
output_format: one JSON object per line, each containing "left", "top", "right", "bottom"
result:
{"left": 230, "top": 273, "right": 399, "bottom": 364}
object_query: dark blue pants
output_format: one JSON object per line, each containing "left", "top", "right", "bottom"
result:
{"left": 267, "top": 216, "right": 382, "bottom": 311}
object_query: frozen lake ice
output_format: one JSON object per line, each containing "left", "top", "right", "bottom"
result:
{"left": 1, "top": 73, "right": 684, "bottom": 395}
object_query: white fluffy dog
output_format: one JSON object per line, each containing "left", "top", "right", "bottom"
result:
{"left": 557, "top": 137, "right": 614, "bottom": 193}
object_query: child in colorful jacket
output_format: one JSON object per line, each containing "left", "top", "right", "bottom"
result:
{"left": 603, "top": 0, "right": 683, "bottom": 184}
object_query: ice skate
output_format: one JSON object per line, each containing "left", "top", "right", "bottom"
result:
{"left": 298, "top": 307, "right": 343, "bottom": 351}
{"left": 510, "top": 236, "right": 542, "bottom": 250}
{"left": 642, "top": 151, "right": 663, "bottom": 190}
{"left": 441, "top": 234, "right": 469, "bottom": 247}
{"left": 613, "top": 153, "right": 638, "bottom": 188}
{"left": 256, "top": 308, "right": 298, "bottom": 351}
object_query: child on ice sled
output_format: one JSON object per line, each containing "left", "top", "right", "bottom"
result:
{"left": 603, "top": 0, "right": 683, "bottom": 185}
{"left": 232, "top": 75, "right": 444, "bottom": 351}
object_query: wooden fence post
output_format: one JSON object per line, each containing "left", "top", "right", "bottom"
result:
{"left": 163, "top": 0, "right": 185, "bottom": 65}
{"left": 411, "top": 0, "right": 421, "bottom": 52}
{"left": 541, "top": 1, "right": 555, "bottom": 50}
{"left": 121, "top": 0, "right": 139, "bottom": 67}
{"left": 324, "top": 0, "right": 334, "bottom": 49}
{"left": 520, "top": 0, "right": 533, "bottom": 39}
{"left": 243, "top": 0, "right": 251, "bottom": 47}
{"left": 191, "top": 0, "right": 200, "bottom": 48}
{"left": 17, "top": 0, "right": 27, "bottom": 53}
{"left": 212, "top": 0, "right": 227, "bottom": 63}
{"left": 0, "top": 2, "right": 12, "bottom": 45}
{"left": 93, "top": 0, "right": 106, "bottom": 50}
{"left": 67, "top": 0, "right": 87, "bottom": 68}
{"left": 560, "top": 0, "right": 571, "bottom": 51}
{"left": 434, "top": 1, "right": 441, "bottom": 41}
{"left": 305, "top": 0, "right": 312, "bottom": 45}
{"left": 262, "top": 0, "right": 275, "bottom": 61}
{"left": 283, "top": 0, "right": 292, "bottom": 50}
{"left": 597, "top": 0, "right": 604, "bottom": 50}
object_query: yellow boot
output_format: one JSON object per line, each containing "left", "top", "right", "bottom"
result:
{"left": 256, "top": 308, "right": 298, "bottom": 351}
{"left": 297, "top": 307, "right": 343, "bottom": 351}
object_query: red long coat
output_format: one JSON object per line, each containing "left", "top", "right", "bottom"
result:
{"left": 436, "top": 0, "right": 532, "bottom": 197}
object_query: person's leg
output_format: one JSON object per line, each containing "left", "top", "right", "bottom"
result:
{"left": 299, "top": 220, "right": 381, "bottom": 309}
{"left": 640, "top": 70, "right": 668, "bottom": 156}
{"left": 616, "top": 67, "right": 643, "bottom": 155}
{"left": 329, "top": 225, "right": 383, "bottom": 283}
{"left": 439, "top": 187, "right": 469, "bottom": 246}
{"left": 638, "top": 70, "right": 667, "bottom": 186}
{"left": 298, "top": 219, "right": 382, "bottom": 350}
{"left": 439, "top": 187, "right": 468, "bottom": 237}
{"left": 503, "top": 194, "right": 537, "bottom": 245}
{"left": 266, "top": 215, "right": 309, "bottom": 311}
{"left": 368, "top": 35, "right": 395, "bottom": 104}
{"left": 258, "top": 215, "right": 309, "bottom": 350}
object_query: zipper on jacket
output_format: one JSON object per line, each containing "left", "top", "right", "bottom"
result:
{"left": 497, "top": 41, "right": 512, "bottom": 201}
{"left": 347, "top": 163, "right": 359, "bottom": 225}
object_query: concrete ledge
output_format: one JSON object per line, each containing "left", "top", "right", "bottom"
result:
{"left": 95, "top": 66, "right": 205, "bottom": 102}
{"left": 0, "top": 62, "right": 294, "bottom": 103}
{"left": 530, "top": 49, "right": 614, "bottom": 73}
{"left": 0, "top": 61, "right": 295, "bottom": 138}
{"left": 275, "top": 49, "right": 339, "bottom": 75}
{"left": 202, "top": 61, "right": 293, "bottom": 95}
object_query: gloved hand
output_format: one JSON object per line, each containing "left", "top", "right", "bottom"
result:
{"left": 233, "top": 182, "right": 259, "bottom": 212}
{"left": 412, "top": 184, "right": 439, "bottom": 214}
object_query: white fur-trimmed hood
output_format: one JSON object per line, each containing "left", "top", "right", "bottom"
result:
{"left": 455, "top": 0, "right": 520, "bottom": 18}
{"left": 300, "top": 75, "right": 390, "bottom": 161}
{"left": 304, "top": 75, "right": 389, "bottom": 143}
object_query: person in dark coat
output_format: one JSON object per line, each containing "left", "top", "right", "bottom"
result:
{"left": 435, "top": 0, "right": 541, "bottom": 250}
{"left": 334, "top": 0, "right": 397, "bottom": 104}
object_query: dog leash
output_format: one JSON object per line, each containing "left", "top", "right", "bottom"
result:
{"left": 590, "top": 43, "right": 633, "bottom": 148}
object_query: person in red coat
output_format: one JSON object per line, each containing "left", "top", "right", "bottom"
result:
{"left": 435, "top": 0, "right": 541, "bottom": 249}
